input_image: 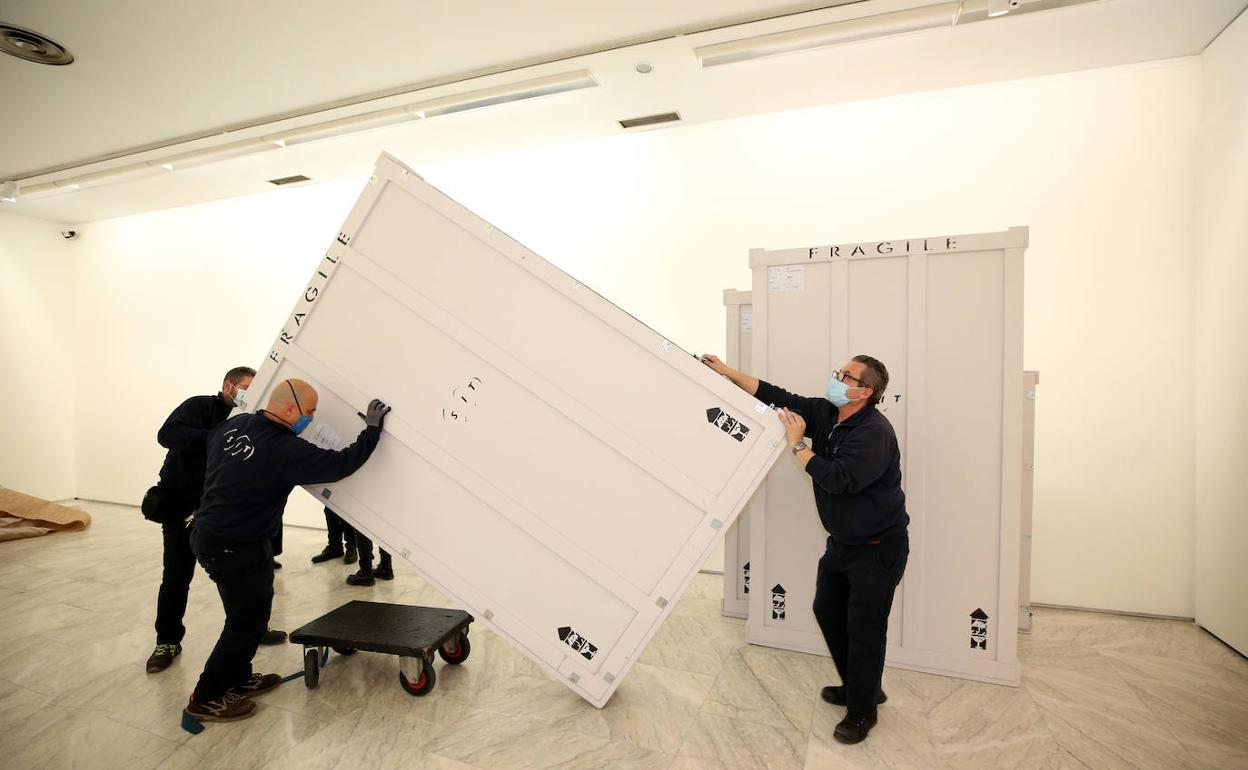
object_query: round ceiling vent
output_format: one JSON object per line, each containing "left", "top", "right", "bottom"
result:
{"left": 0, "top": 23, "right": 75, "bottom": 66}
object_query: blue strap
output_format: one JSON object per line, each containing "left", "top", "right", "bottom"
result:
{"left": 180, "top": 712, "right": 205, "bottom": 735}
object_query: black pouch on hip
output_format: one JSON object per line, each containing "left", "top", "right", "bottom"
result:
{"left": 140, "top": 485, "right": 166, "bottom": 523}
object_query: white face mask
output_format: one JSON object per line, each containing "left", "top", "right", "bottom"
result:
{"left": 230, "top": 385, "right": 248, "bottom": 409}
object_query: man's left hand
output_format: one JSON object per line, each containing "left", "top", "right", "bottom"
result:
{"left": 778, "top": 408, "right": 806, "bottom": 447}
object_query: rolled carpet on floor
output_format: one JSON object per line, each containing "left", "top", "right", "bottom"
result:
{"left": 0, "top": 486, "right": 91, "bottom": 542}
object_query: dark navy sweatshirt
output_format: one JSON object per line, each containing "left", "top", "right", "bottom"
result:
{"left": 755, "top": 380, "right": 909, "bottom": 545}
{"left": 156, "top": 393, "right": 234, "bottom": 503}
{"left": 194, "top": 412, "right": 382, "bottom": 543}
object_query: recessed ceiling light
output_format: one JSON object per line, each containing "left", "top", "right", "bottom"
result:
{"left": 635, "top": 63, "right": 654, "bottom": 74}
{"left": 268, "top": 175, "right": 311, "bottom": 186}
{"left": 0, "top": 23, "right": 74, "bottom": 65}
{"left": 619, "top": 112, "right": 681, "bottom": 129}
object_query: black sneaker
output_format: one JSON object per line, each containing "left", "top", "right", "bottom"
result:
{"left": 229, "top": 672, "right": 282, "bottom": 698}
{"left": 260, "top": 628, "right": 287, "bottom": 645}
{"left": 374, "top": 562, "right": 394, "bottom": 581}
{"left": 184, "top": 691, "right": 256, "bottom": 722}
{"left": 833, "top": 712, "right": 877, "bottom": 744}
{"left": 343, "top": 545, "right": 358, "bottom": 565}
{"left": 821, "top": 685, "right": 887, "bottom": 707}
{"left": 346, "top": 568, "right": 375, "bottom": 586}
{"left": 310, "top": 547, "right": 344, "bottom": 564}
{"left": 145, "top": 643, "right": 181, "bottom": 673}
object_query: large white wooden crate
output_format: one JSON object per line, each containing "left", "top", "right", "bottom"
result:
{"left": 245, "top": 152, "right": 786, "bottom": 707}
{"left": 720, "top": 299, "right": 1037, "bottom": 635}
{"left": 747, "top": 228, "right": 1026, "bottom": 686}
{"left": 720, "top": 289, "right": 753, "bottom": 619}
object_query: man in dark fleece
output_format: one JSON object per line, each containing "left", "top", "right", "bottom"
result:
{"left": 144, "top": 366, "right": 289, "bottom": 674}
{"left": 183, "top": 378, "right": 391, "bottom": 723}
{"left": 701, "top": 353, "right": 908, "bottom": 746}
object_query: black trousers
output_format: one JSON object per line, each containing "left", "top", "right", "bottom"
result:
{"left": 354, "top": 531, "right": 390, "bottom": 571}
{"left": 812, "top": 536, "right": 908, "bottom": 716}
{"left": 155, "top": 517, "right": 196, "bottom": 644}
{"left": 190, "top": 529, "right": 274, "bottom": 702}
{"left": 324, "top": 507, "right": 356, "bottom": 550}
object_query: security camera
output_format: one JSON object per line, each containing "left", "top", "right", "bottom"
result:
{"left": 60, "top": 229, "right": 79, "bottom": 240}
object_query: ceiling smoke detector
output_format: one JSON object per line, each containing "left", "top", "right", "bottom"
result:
{"left": 0, "top": 23, "right": 75, "bottom": 65}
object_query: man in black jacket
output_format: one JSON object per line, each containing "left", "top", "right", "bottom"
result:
{"left": 701, "top": 353, "right": 909, "bottom": 745}
{"left": 145, "top": 367, "right": 290, "bottom": 673}
{"left": 184, "top": 378, "right": 390, "bottom": 722}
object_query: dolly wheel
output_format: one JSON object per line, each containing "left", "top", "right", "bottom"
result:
{"left": 399, "top": 659, "right": 436, "bottom": 696}
{"left": 438, "top": 634, "right": 471, "bottom": 665}
{"left": 304, "top": 647, "right": 320, "bottom": 689}
{"left": 332, "top": 647, "right": 357, "bottom": 656}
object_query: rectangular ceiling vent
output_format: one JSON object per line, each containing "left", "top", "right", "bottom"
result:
{"left": 619, "top": 112, "right": 681, "bottom": 129}
{"left": 268, "top": 174, "right": 311, "bottom": 186}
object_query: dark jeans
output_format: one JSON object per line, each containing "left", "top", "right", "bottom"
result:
{"left": 355, "top": 531, "right": 390, "bottom": 571}
{"left": 812, "top": 536, "right": 908, "bottom": 716}
{"left": 324, "top": 507, "right": 356, "bottom": 551}
{"left": 155, "top": 517, "right": 196, "bottom": 644}
{"left": 190, "top": 529, "right": 275, "bottom": 702}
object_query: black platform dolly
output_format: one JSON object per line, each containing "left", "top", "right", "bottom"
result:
{"left": 290, "top": 600, "right": 473, "bottom": 696}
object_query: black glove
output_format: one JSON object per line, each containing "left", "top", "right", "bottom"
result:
{"left": 365, "top": 398, "right": 392, "bottom": 429}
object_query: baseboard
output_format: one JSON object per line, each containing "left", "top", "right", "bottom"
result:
{"left": 60, "top": 498, "right": 329, "bottom": 531}
{"left": 1030, "top": 602, "right": 1194, "bottom": 623}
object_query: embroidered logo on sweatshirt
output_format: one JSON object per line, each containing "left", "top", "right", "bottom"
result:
{"left": 222, "top": 428, "right": 255, "bottom": 461}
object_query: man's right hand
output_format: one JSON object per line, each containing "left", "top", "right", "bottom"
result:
{"left": 700, "top": 353, "right": 731, "bottom": 376}
{"left": 700, "top": 353, "right": 760, "bottom": 397}
{"left": 365, "top": 399, "right": 392, "bottom": 429}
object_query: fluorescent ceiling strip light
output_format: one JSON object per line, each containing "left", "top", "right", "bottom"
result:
{"left": 265, "top": 107, "right": 416, "bottom": 147}
{"left": 406, "top": 70, "right": 597, "bottom": 119}
{"left": 63, "top": 162, "right": 168, "bottom": 189}
{"left": 16, "top": 181, "right": 78, "bottom": 199}
{"left": 11, "top": 69, "right": 598, "bottom": 197}
{"left": 17, "top": 161, "right": 168, "bottom": 198}
{"left": 695, "top": 2, "right": 962, "bottom": 67}
{"left": 159, "top": 138, "right": 277, "bottom": 171}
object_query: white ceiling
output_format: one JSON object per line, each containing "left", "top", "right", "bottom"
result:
{"left": 2, "top": 0, "right": 1243, "bottom": 224}
{"left": 0, "top": 0, "right": 853, "bottom": 177}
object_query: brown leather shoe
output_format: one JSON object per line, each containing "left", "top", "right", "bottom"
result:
{"left": 229, "top": 672, "right": 282, "bottom": 698}
{"left": 184, "top": 691, "right": 256, "bottom": 722}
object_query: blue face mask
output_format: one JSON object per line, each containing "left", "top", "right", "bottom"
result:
{"left": 826, "top": 377, "right": 852, "bottom": 407}
{"left": 287, "top": 381, "right": 313, "bottom": 435}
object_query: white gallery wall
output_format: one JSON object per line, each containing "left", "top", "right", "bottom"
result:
{"left": 1195, "top": 10, "right": 1248, "bottom": 654}
{"left": 3, "top": 56, "right": 1206, "bottom": 616}
{"left": 0, "top": 211, "right": 77, "bottom": 501}
{"left": 67, "top": 180, "right": 367, "bottom": 529}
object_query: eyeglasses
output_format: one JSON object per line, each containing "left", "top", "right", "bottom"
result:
{"left": 831, "top": 370, "right": 863, "bottom": 386}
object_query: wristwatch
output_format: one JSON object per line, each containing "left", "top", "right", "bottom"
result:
{"left": 791, "top": 441, "right": 809, "bottom": 455}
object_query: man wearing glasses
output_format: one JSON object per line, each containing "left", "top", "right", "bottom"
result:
{"left": 700, "top": 353, "right": 909, "bottom": 745}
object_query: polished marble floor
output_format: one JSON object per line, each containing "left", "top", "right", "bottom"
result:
{"left": 1, "top": 501, "right": 1245, "bottom": 769}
